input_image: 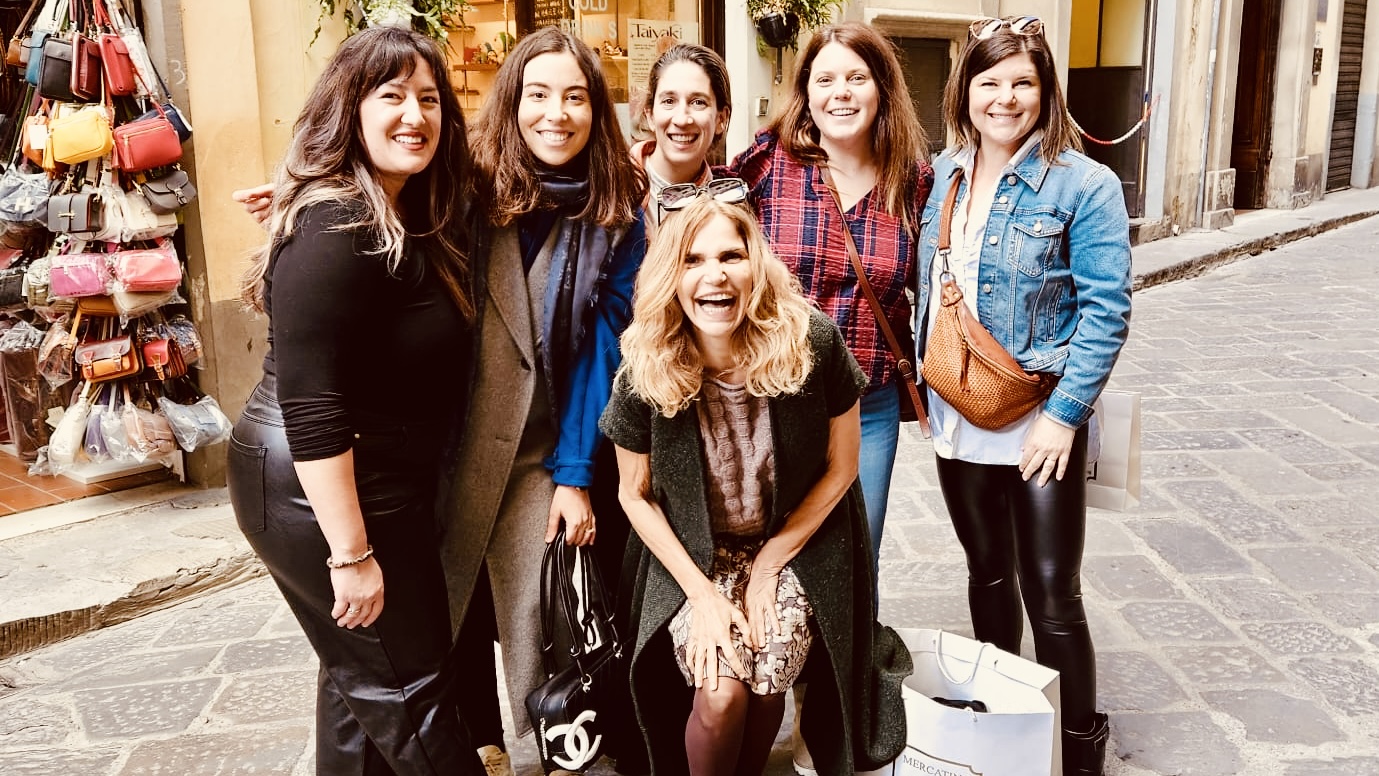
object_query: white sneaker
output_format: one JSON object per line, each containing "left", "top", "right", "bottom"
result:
{"left": 477, "top": 745, "right": 514, "bottom": 776}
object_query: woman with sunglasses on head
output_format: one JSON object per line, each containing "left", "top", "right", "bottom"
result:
{"left": 916, "top": 17, "right": 1131, "bottom": 776}
{"left": 631, "top": 43, "right": 734, "bottom": 235}
{"left": 227, "top": 26, "right": 482, "bottom": 775}
{"left": 436, "top": 26, "right": 647, "bottom": 776}
{"left": 601, "top": 197, "right": 904, "bottom": 776}
{"left": 727, "top": 21, "right": 933, "bottom": 573}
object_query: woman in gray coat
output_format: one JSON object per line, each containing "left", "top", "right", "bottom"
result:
{"left": 600, "top": 198, "right": 908, "bottom": 776}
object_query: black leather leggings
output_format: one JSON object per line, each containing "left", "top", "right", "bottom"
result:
{"left": 934, "top": 426, "right": 1097, "bottom": 733}
{"left": 227, "top": 378, "right": 480, "bottom": 776}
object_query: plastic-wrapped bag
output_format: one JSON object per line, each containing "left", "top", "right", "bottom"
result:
{"left": 164, "top": 314, "right": 203, "bottom": 367}
{"left": 0, "top": 320, "right": 44, "bottom": 352}
{"left": 84, "top": 386, "right": 110, "bottom": 462}
{"left": 157, "top": 394, "right": 231, "bottom": 452}
{"left": 37, "top": 314, "right": 78, "bottom": 389}
{"left": 100, "top": 388, "right": 133, "bottom": 462}
{"left": 48, "top": 382, "right": 95, "bottom": 468}
{"left": 122, "top": 385, "right": 176, "bottom": 462}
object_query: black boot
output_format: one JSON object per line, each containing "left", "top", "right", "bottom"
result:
{"left": 1062, "top": 712, "right": 1110, "bottom": 776}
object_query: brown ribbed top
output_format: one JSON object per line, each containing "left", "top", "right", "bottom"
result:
{"left": 696, "top": 377, "right": 774, "bottom": 538}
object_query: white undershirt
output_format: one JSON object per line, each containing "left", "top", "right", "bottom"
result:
{"left": 925, "top": 133, "right": 1043, "bottom": 464}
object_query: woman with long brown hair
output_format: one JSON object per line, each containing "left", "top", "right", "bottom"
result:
{"left": 227, "top": 26, "right": 481, "bottom": 775}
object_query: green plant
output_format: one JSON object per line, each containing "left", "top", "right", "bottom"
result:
{"left": 745, "top": 0, "right": 841, "bottom": 35}
{"left": 314, "top": 0, "right": 468, "bottom": 45}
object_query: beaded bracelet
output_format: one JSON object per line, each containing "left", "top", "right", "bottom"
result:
{"left": 326, "top": 545, "right": 374, "bottom": 569}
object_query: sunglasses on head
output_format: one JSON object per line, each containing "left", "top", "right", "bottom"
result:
{"left": 968, "top": 16, "right": 1044, "bottom": 40}
{"left": 659, "top": 178, "right": 749, "bottom": 212}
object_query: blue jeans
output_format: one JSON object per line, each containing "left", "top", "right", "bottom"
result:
{"left": 858, "top": 384, "right": 900, "bottom": 569}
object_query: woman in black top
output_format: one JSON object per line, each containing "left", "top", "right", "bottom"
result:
{"left": 226, "top": 27, "right": 482, "bottom": 776}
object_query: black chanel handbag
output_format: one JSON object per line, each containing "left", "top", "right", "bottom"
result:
{"left": 525, "top": 529, "right": 623, "bottom": 773}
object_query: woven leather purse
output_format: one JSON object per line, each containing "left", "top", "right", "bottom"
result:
{"left": 920, "top": 170, "right": 1057, "bottom": 430}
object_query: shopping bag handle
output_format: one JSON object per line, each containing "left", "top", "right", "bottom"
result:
{"left": 935, "top": 630, "right": 989, "bottom": 686}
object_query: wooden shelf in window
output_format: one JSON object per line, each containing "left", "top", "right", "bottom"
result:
{"left": 454, "top": 63, "right": 499, "bottom": 71}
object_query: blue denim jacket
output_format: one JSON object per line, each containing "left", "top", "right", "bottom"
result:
{"left": 915, "top": 143, "right": 1132, "bottom": 429}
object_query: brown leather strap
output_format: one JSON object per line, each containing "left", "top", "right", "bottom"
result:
{"left": 13, "top": 0, "right": 46, "bottom": 42}
{"left": 936, "top": 167, "right": 962, "bottom": 273}
{"left": 818, "top": 165, "right": 930, "bottom": 438}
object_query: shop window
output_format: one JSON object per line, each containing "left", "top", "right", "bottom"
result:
{"left": 450, "top": 0, "right": 710, "bottom": 134}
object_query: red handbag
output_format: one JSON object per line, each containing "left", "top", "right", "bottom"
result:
{"left": 111, "top": 241, "right": 181, "bottom": 292}
{"left": 70, "top": 33, "right": 102, "bottom": 101}
{"left": 92, "top": 0, "right": 135, "bottom": 95}
{"left": 142, "top": 338, "right": 187, "bottom": 380}
{"left": 112, "top": 107, "right": 182, "bottom": 172}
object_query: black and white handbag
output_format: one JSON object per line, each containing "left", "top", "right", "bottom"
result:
{"left": 525, "top": 529, "right": 623, "bottom": 773}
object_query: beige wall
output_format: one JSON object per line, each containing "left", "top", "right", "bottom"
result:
{"left": 162, "top": 0, "right": 347, "bottom": 484}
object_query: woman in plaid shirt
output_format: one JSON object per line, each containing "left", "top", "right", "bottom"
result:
{"left": 727, "top": 21, "right": 933, "bottom": 571}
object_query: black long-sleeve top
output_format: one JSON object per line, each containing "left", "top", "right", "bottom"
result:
{"left": 263, "top": 200, "right": 467, "bottom": 462}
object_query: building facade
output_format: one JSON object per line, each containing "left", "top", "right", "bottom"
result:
{"left": 143, "top": 0, "right": 1377, "bottom": 484}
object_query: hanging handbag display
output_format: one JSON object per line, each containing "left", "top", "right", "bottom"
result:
{"left": 50, "top": 249, "right": 111, "bottom": 297}
{"left": 89, "top": 0, "right": 135, "bottom": 95}
{"left": 0, "top": 161, "right": 51, "bottom": 227}
{"left": 157, "top": 392, "right": 231, "bottom": 451}
{"left": 74, "top": 327, "right": 141, "bottom": 382}
{"left": 69, "top": 32, "right": 103, "bottom": 102}
{"left": 525, "top": 529, "right": 623, "bottom": 773}
{"left": 117, "top": 186, "right": 179, "bottom": 241}
{"left": 137, "top": 167, "right": 197, "bottom": 213}
{"left": 112, "top": 102, "right": 182, "bottom": 172}
{"left": 121, "top": 383, "right": 175, "bottom": 461}
{"left": 142, "top": 336, "right": 186, "bottom": 380}
{"left": 46, "top": 103, "right": 114, "bottom": 165}
{"left": 47, "top": 188, "right": 103, "bottom": 236}
{"left": 36, "top": 33, "right": 78, "bottom": 102}
{"left": 110, "top": 239, "right": 179, "bottom": 292}
{"left": 819, "top": 166, "right": 931, "bottom": 439}
{"left": 6, "top": 0, "right": 46, "bottom": 68}
{"left": 920, "top": 172, "right": 1058, "bottom": 431}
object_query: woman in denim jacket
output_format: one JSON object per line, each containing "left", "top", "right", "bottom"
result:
{"left": 913, "top": 17, "right": 1131, "bottom": 776}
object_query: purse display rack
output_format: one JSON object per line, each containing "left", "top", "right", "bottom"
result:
{"left": 0, "top": 0, "right": 219, "bottom": 474}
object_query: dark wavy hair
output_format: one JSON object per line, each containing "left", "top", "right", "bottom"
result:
{"left": 768, "top": 22, "right": 928, "bottom": 232}
{"left": 470, "top": 27, "right": 643, "bottom": 228}
{"left": 241, "top": 26, "right": 474, "bottom": 318}
{"left": 942, "top": 23, "right": 1082, "bottom": 164}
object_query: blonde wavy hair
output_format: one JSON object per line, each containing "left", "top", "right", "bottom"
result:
{"left": 619, "top": 198, "right": 815, "bottom": 417}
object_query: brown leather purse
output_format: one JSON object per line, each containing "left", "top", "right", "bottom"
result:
{"left": 920, "top": 170, "right": 1057, "bottom": 430}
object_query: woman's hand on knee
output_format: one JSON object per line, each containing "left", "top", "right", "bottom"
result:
{"left": 547, "top": 485, "right": 595, "bottom": 545}
{"left": 742, "top": 568, "right": 782, "bottom": 651}
{"left": 1020, "top": 414, "right": 1077, "bottom": 486}
{"left": 687, "top": 594, "right": 750, "bottom": 690}
{"left": 330, "top": 559, "right": 384, "bottom": 629}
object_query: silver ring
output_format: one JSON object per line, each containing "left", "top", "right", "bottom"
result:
{"left": 347, "top": 606, "right": 360, "bottom": 614}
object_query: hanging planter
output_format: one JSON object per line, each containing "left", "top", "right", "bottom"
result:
{"left": 745, "top": 0, "right": 840, "bottom": 50}
{"left": 754, "top": 12, "right": 800, "bottom": 50}
{"left": 313, "top": 0, "right": 468, "bottom": 45}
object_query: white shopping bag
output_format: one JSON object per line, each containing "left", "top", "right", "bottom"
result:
{"left": 1085, "top": 390, "right": 1141, "bottom": 512}
{"left": 867, "top": 628, "right": 1061, "bottom": 776}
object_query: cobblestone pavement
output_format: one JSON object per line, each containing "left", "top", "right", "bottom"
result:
{"left": 2, "top": 218, "right": 1379, "bottom": 774}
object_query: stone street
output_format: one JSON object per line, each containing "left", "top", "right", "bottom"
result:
{"left": 2, "top": 215, "right": 1378, "bottom": 774}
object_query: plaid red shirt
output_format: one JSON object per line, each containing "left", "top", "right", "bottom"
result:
{"left": 728, "top": 131, "right": 934, "bottom": 392}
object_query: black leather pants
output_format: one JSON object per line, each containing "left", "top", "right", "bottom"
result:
{"left": 933, "top": 426, "right": 1097, "bottom": 733}
{"left": 227, "top": 378, "right": 480, "bottom": 776}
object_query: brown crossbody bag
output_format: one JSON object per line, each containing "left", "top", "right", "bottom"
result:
{"left": 819, "top": 166, "right": 931, "bottom": 438}
{"left": 921, "top": 170, "right": 1057, "bottom": 430}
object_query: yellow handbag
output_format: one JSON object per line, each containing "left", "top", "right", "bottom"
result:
{"left": 46, "top": 104, "right": 114, "bottom": 165}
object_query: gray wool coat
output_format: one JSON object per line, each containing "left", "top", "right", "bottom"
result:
{"left": 436, "top": 224, "right": 557, "bottom": 737}
{"left": 599, "top": 309, "right": 912, "bottom": 775}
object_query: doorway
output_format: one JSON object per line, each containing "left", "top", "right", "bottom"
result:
{"left": 1231, "top": 0, "right": 1283, "bottom": 210}
{"left": 894, "top": 37, "right": 950, "bottom": 157}
{"left": 1327, "top": 0, "right": 1369, "bottom": 191}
